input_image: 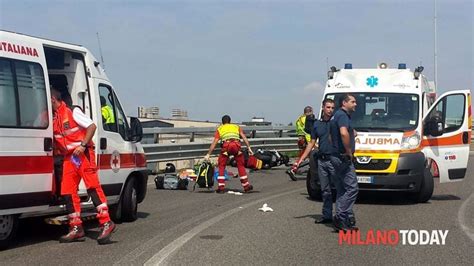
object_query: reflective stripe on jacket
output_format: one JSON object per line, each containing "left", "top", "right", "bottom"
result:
{"left": 53, "top": 102, "right": 92, "bottom": 155}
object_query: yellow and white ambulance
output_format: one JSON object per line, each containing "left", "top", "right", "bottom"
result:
{"left": 0, "top": 30, "right": 148, "bottom": 249}
{"left": 307, "top": 63, "right": 471, "bottom": 203}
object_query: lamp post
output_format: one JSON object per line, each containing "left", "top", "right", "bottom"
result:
{"left": 434, "top": 0, "right": 438, "bottom": 90}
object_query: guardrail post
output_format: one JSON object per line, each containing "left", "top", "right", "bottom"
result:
{"left": 154, "top": 133, "right": 159, "bottom": 144}
{"left": 279, "top": 130, "right": 283, "bottom": 138}
{"left": 251, "top": 130, "right": 256, "bottom": 138}
{"left": 190, "top": 132, "right": 195, "bottom": 142}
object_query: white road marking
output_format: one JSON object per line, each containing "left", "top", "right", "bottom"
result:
{"left": 458, "top": 191, "right": 474, "bottom": 241}
{"left": 144, "top": 187, "right": 305, "bottom": 266}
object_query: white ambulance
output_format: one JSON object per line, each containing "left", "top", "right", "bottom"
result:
{"left": 0, "top": 30, "right": 149, "bottom": 249}
{"left": 307, "top": 63, "right": 471, "bottom": 202}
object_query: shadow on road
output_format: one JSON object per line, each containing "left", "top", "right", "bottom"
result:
{"left": 301, "top": 191, "right": 459, "bottom": 206}
{"left": 293, "top": 214, "right": 318, "bottom": 220}
{"left": 137, "top": 212, "right": 150, "bottom": 219}
{"left": 8, "top": 211, "right": 151, "bottom": 250}
{"left": 430, "top": 194, "right": 461, "bottom": 201}
{"left": 293, "top": 214, "right": 338, "bottom": 231}
{"left": 356, "top": 191, "right": 415, "bottom": 205}
{"left": 9, "top": 217, "right": 105, "bottom": 250}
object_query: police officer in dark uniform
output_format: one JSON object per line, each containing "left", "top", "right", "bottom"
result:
{"left": 329, "top": 93, "right": 358, "bottom": 231}
{"left": 293, "top": 98, "right": 336, "bottom": 224}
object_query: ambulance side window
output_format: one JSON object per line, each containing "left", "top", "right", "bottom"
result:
{"left": 427, "top": 94, "right": 465, "bottom": 134}
{"left": 113, "top": 93, "right": 130, "bottom": 140}
{"left": 0, "top": 58, "right": 48, "bottom": 128}
{"left": 99, "top": 84, "right": 117, "bottom": 133}
{"left": 0, "top": 60, "right": 17, "bottom": 126}
{"left": 444, "top": 95, "right": 465, "bottom": 132}
{"left": 98, "top": 84, "right": 130, "bottom": 140}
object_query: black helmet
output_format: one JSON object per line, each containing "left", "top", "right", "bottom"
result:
{"left": 165, "top": 163, "right": 176, "bottom": 173}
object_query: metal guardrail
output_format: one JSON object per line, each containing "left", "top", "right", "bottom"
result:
{"left": 142, "top": 126, "right": 295, "bottom": 144}
{"left": 142, "top": 125, "right": 474, "bottom": 165}
{"left": 143, "top": 137, "right": 298, "bottom": 163}
{"left": 143, "top": 126, "right": 294, "bottom": 135}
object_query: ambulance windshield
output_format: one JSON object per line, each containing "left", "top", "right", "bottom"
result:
{"left": 325, "top": 93, "right": 419, "bottom": 132}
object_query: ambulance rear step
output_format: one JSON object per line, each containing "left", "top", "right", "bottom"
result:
{"left": 44, "top": 212, "right": 97, "bottom": 225}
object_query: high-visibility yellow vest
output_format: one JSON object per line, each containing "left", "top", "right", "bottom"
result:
{"left": 295, "top": 115, "right": 311, "bottom": 142}
{"left": 101, "top": 105, "right": 115, "bottom": 124}
{"left": 217, "top": 124, "right": 240, "bottom": 141}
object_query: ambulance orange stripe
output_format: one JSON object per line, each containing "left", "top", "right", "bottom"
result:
{"left": 421, "top": 132, "right": 466, "bottom": 147}
{"left": 356, "top": 148, "right": 421, "bottom": 154}
{"left": 357, "top": 132, "right": 467, "bottom": 152}
{"left": 467, "top": 93, "right": 472, "bottom": 129}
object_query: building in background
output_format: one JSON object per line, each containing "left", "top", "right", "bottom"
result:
{"left": 138, "top": 106, "right": 160, "bottom": 119}
{"left": 242, "top": 117, "right": 271, "bottom": 126}
{"left": 171, "top": 108, "right": 188, "bottom": 120}
{"left": 138, "top": 117, "right": 219, "bottom": 173}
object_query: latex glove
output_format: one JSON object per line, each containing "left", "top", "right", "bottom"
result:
{"left": 204, "top": 154, "right": 210, "bottom": 161}
{"left": 73, "top": 145, "right": 86, "bottom": 157}
{"left": 291, "top": 161, "right": 300, "bottom": 172}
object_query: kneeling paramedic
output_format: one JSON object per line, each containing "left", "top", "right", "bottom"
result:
{"left": 292, "top": 99, "right": 336, "bottom": 224}
{"left": 51, "top": 89, "right": 116, "bottom": 244}
{"left": 205, "top": 115, "right": 254, "bottom": 193}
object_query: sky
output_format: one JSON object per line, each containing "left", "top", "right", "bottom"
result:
{"left": 1, "top": 0, "right": 472, "bottom": 124}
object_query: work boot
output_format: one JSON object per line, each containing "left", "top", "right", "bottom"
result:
{"left": 349, "top": 216, "right": 356, "bottom": 227}
{"left": 97, "top": 221, "right": 117, "bottom": 245}
{"left": 333, "top": 216, "right": 350, "bottom": 233}
{"left": 243, "top": 184, "right": 254, "bottom": 193}
{"left": 348, "top": 217, "right": 359, "bottom": 231}
{"left": 59, "top": 225, "right": 85, "bottom": 243}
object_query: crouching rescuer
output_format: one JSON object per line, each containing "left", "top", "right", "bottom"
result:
{"left": 205, "top": 115, "right": 254, "bottom": 193}
{"left": 51, "top": 89, "right": 116, "bottom": 244}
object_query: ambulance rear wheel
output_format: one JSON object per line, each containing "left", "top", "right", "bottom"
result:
{"left": 121, "top": 178, "right": 138, "bottom": 222}
{"left": 0, "top": 215, "right": 18, "bottom": 250}
{"left": 413, "top": 168, "right": 434, "bottom": 203}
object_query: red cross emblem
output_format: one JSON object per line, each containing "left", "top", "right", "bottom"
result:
{"left": 110, "top": 151, "right": 121, "bottom": 173}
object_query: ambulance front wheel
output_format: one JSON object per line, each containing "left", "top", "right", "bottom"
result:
{"left": 413, "top": 168, "right": 434, "bottom": 203}
{"left": 0, "top": 215, "right": 18, "bottom": 250}
{"left": 121, "top": 178, "right": 138, "bottom": 222}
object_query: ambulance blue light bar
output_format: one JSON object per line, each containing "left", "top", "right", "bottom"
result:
{"left": 344, "top": 63, "right": 352, "bottom": 69}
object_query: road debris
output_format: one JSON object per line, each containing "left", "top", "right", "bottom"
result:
{"left": 258, "top": 203, "right": 273, "bottom": 212}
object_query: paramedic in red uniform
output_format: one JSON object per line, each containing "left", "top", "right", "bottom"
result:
{"left": 205, "top": 115, "right": 254, "bottom": 193}
{"left": 51, "top": 89, "right": 116, "bottom": 244}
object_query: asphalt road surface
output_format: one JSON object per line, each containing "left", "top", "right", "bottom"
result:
{"left": 2, "top": 155, "right": 474, "bottom": 265}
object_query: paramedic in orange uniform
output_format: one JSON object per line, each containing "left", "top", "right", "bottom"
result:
{"left": 51, "top": 89, "right": 116, "bottom": 244}
{"left": 205, "top": 115, "right": 254, "bottom": 193}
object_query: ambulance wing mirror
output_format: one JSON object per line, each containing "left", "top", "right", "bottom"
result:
{"left": 423, "top": 115, "right": 444, "bottom": 137}
{"left": 129, "top": 117, "right": 143, "bottom": 143}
